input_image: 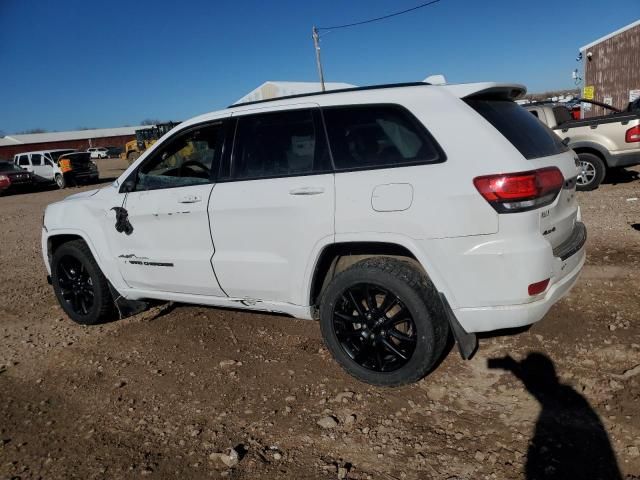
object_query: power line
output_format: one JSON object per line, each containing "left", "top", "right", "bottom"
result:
{"left": 316, "top": 0, "right": 442, "bottom": 31}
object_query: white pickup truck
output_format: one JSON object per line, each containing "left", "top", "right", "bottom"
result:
{"left": 524, "top": 101, "right": 640, "bottom": 190}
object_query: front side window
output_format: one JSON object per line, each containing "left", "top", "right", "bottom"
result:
{"left": 230, "top": 109, "right": 329, "bottom": 180}
{"left": 135, "top": 123, "right": 224, "bottom": 191}
{"left": 31, "top": 154, "right": 43, "bottom": 166}
{"left": 323, "top": 105, "right": 443, "bottom": 170}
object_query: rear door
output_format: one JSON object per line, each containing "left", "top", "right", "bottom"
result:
{"left": 465, "top": 97, "right": 580, "bottom": 249}
{"left": 209, "top": 105, "right": 334, "bottom": 305}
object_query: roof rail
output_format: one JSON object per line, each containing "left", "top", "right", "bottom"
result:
{"left": 229, "top": 81, "right": 431, "bottom": 108}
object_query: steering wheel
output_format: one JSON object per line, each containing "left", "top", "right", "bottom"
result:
{"left": 180, "top": 159, "right": 210, "bottom": 176}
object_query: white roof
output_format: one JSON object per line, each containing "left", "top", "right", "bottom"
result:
{"left": 580, "top": 18, "right": 640, "bottom": 51}
{"left": 0, "top": 125, "right": 146, "bottom": 148}
{"left": 234, "top": 81, "right": 356, "bottom": 105}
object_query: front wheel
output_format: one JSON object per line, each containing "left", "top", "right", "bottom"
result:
{"left": 54, "top": 174, "right": 65, "bottom": 189}
{"left": 576, "top": 152, "right": 606, "bottom": 191}
{"left": 51, "top": 240, "right": 116, "bottom": 325}
{"left": 319, "top": 258, "right": 449, "bottom": 386}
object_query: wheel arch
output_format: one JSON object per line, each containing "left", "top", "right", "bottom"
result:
{"left": 571, "top": 143, "right": 610, "bottom": 167}
{"left": 45, "top": 229, "right": 124, "bottom": 291}
{"left": 308, "top": 240, "right": 451, "bottom": 310}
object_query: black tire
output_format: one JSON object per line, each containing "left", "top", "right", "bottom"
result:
{"left": 319, "top": 257, "right": 450, "bottom": 387}
{"left": 51, "top": 240, "right": 116, "bottom": 325}
{"left": 576, "top": 152, "right": 606, "bottom": 191}
{"left": 54, "top": 174, "right": 66, "bottom": 189}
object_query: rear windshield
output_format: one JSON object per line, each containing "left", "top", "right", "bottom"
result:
{"left": 0, "top": 161, "right": 22, "bottom": 172}
{"left": 50, "top": 150, "right": 76, "bottom": 161}
{"left": 466, "top": 99, "right": 569, "bottom": 159}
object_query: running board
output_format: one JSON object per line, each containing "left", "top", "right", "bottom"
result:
{"left": 439, "top": 293, "right": 478, "bottom": 360}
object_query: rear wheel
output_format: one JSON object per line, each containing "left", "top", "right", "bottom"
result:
{"left": 54, "top": 174, "right": 65, "bottom": 189}
{"left": 319, "top": 257, "right": 449, "bottom": 386}
{"left": 51, "top": 240, "right": 116, "bottom": 325}
{"left": 576, "top": 152, "right": 606, "bottom": 191}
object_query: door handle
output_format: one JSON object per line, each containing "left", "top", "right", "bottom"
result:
{"left": 179, "top": 195, "right": 202, "bottom": 203}
{"left": 289, "top": 187, "right": 325, "bottom": 196}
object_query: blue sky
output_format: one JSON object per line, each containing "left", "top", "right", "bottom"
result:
{"left": 1, "top": 0, "right": 637, "bottom": 133}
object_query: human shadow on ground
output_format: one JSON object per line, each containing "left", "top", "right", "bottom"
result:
{"left": 488, "top": 352, "right": 622, "bottom": 480}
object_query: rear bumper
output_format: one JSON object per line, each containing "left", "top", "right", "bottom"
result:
{"left": 608, "top": 150, "right": 640, "bottom": 168}
{"left": 453, "top": 247, "right": 585, "bottom": 332}
{"left": 452, "top": 221, "right": 586, "bottom": 333}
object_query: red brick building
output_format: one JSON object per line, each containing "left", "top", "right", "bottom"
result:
{"left": 0, "top": 126, "right": 141, "bottom": 159}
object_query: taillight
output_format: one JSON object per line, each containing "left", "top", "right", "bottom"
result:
{"left": 625, "top": 125, "right": 640, "bottom": 143}
{"left": 0, "top": 175, "right": 10, "bottom": 188}
{"left": 528, "top": 278, "right": 550, "bottom": 296}
{"left": 473, "top": 167, "right": 564, "bottom": 213}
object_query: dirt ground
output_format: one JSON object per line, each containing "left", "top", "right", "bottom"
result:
{"left": 1, "top": 159, "right": 639, "bottom": 479}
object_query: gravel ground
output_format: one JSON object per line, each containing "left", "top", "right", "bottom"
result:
{"left": 1, "top": 160, "right": 639, "bottom": 479}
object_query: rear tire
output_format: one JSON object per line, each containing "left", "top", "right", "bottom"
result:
{"left": 576, "top": 152, "right": 606, "bottom": 191}
{"left": 51, "top": 240, "right": 116, "bottom": 325}
{"left": 55, "top": 174, "right": 65, "bottom": 189}
{"left": 319, "top": 257, "right": 449, "bottom": 386}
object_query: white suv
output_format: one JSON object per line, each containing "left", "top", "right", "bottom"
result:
{"left": 88, "top": 147, "right": 109, "bottom": 159}
{"left": 42, "top": 82, "right": 586, "bottom": 386}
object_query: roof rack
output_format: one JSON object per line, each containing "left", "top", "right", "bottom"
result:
{"left": 229, "top": 81, "right": 431, "bottom": 108}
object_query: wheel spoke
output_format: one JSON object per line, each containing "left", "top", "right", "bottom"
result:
{"left": 381, "top": 338, "right": 408, "bottom": 361}
{"left": 365, "top": 285, "right": 377, "bottom": 311}
{"left": 379, "top": 294, "right": 397, "bottom": 314}
{"left": 388, "top": 328, "right": 416, "bottom": 344}
{"left": 346, "top": 290, "right": 366, "bottom": 318}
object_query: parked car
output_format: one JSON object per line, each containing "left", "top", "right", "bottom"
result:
{"left": 105, "top": 146, "right": 123, "bottom": 158}
{"left": 14, "top": 149, "right": 98, "bottom": 189}
{"left": 0, "top": 160, "right": 34, "bottom": 193}
{"left": 524, "top": 101, "right": 640, "bottom": 190}
{"left": 88, "top": 147, "right": 109, "bottom": 159}
{"left": 42, "top": 81, "right": 585, "bottom": 386}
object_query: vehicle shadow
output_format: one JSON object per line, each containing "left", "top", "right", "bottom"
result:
{"left": 488, "top": 352, "right": 623, "bottom": 480}
{"left": 604, "top": 167, "right": 640, "bottom": 185}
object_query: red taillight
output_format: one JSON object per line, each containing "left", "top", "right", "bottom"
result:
{"left": 0, "top": 175, "right": 9, "bottom": 188}
{"left": 625, "top": 125, "right": 640, "bottom": 143}
{"left": 528, "top": 278, "right": 550, "bottom": 296}
{"left": 473, "top": 167, "right": 564, "bottom": 213}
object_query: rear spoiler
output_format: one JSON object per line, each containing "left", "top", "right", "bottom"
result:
{"left": 442, "top": 82, "right": 527, "bottom": 101}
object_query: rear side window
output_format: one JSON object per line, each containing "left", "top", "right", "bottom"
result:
{"left": 323, "top": 105, "right": 443, "bottom": 170}
{"left": 466, "top": 99, "right": 568, "bottom": 159}
{"left": 31, "top": 154, "right": 43, "bottom": 166}
{"left": 18, "top": 155, "right": 29, "bottom": 166}
{"left": 231, "top": 109, "right": 330, "bottom": 180}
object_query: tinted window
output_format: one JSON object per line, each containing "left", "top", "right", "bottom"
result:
{"left": 231, "top": 109, "right": 329, "bottom": 180}
{"left": 323, "top": 105, "right": 442, "bottom": 170}
{"left": 466, "top": 99, "right": 569, "bottom": 160}
{"left": 18, "top": 155, "right": 29, "bottom": 166}
{"left": 0, "top": 161, "right": 21, "bottom": 172}
{"left": 552, "top": 106, "right": 573, "bottom": 126}
{"left": 135, "top": 123, "right": 224, "bottom": 191}
{"left": 529, "top": 110, "right": 539, "bottom": 118}
{"left": 31, "top": 154, "right": 43, "bottom": 166}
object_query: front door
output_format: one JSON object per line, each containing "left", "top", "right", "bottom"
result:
{"left": 106, "top": 120, "right": 228, "bottom": 296}
{"left": 210, "top": 106, "right": 335, "bottom": 306}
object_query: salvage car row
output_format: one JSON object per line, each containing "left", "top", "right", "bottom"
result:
{"left": 0, "top": 149, "right": 101, "bottom": 193}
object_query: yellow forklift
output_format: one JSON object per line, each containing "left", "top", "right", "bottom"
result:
{"left": 122, "top": 122, "right": 180, "bottom": 163}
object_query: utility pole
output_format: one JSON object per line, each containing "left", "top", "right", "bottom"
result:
{"left": 312, "top": 26, "right": 326, "bottom": 92}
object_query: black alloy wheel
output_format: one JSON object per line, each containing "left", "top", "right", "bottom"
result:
{"left": 56, "top": 254, "right": 95, "bottom": 316}
{"left": 332, "top": 283, "right": 417, "bottom": 372}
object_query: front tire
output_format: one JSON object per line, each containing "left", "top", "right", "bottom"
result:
{"left": 576, "top": 152, "right": 606, "bottom": 191}
{"left": 54, "top": 174, "right": 66, "bottom": 189}
{"left": 319, "top": 258, "right": 449, "bottom": 386}
{"left": 51, "top": 240, "right": 116, "bottom": 325}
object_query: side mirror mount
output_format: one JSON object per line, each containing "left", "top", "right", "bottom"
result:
{"left": 562, "top": 137, "right": 571, "bottom": 146}
{"left": 120, "top": 178, "right": 135, "bottom": 193}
